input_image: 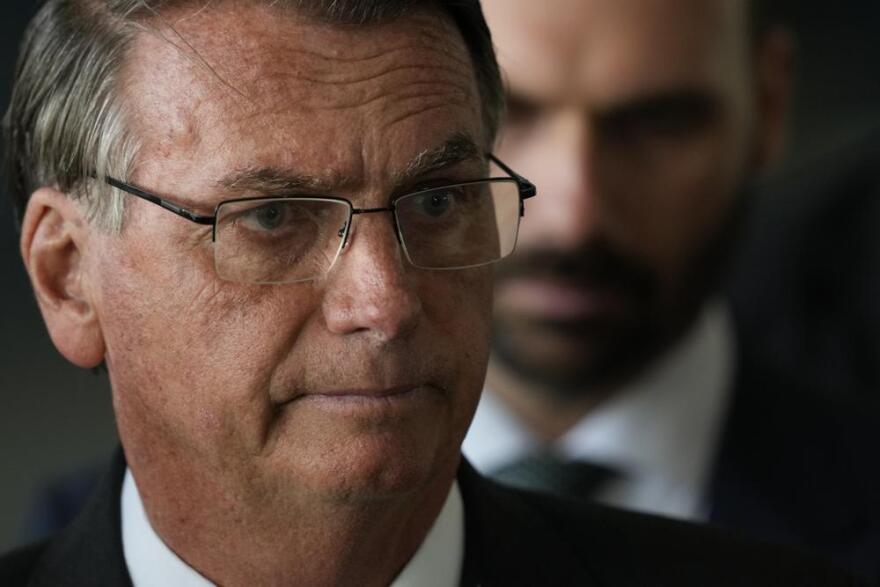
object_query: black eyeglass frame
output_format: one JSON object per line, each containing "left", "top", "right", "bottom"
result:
{"left": 105, "top": 154, "right": 534, "bottom": 234}
{"left": 103, "top": 154, "right": 536, "bottom": 277}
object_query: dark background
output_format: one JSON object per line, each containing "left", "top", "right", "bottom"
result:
{"left": 1, "top": 1, "right": 879, "bottom": 552}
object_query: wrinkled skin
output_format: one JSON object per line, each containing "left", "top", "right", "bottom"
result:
{"left": 24, "top": 4, "right": 493, "bottom": 585}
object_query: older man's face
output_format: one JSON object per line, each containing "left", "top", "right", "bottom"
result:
{"left": 483, "top": 0, "right": 775, "bottom": 390}
{"left": 87, "top": 6, "right": 491, "bottom": 504}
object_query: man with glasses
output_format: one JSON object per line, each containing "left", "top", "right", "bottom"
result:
{"left": 0, "top": 0, "right": 857, "bottom": 585}
{"left": 464, "top": 0, "right": 880, "bottom": 580}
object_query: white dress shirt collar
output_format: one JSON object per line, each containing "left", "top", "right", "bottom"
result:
{"left": 121, "top": 469, "right": 464, "bottom": 587}
{"left": 463, "top": 301, "right": 735, "bottom": 521}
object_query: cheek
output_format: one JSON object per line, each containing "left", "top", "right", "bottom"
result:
{"left": 423, "top": 268, "right": 492, "bottom": 337}
{"left": 94, "top": 233, "right": 319, "bottom": 451}
{"left": 423, "top": 270, "right": 493, "bottom": 442}
{"left": 420, "top": 268, "right": 493, "bottom": 392}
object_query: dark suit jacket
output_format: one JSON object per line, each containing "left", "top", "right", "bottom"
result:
{"left": 708, "top": 337, "right": 880, "bottom": 582}
{"left": 0, "top": 450, "right": 862, "bottom": 587}
{"left": 719, "top": 128, "right": 880, "bottom": 580}
{"left": 729, "top": 127, "right": 880, "bottom": 398}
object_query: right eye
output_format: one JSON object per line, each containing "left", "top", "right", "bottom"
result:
{"left": 417, "top": 190, "right": 456, "bottom": 218}
{"left": 243, "top": 202, "right": 290, "bottom": 231}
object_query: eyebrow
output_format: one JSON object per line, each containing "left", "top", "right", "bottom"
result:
{"left": 596, "top": 89, "right": 721, "bottom": 126}
{"left": 393, "top": 131, "right": 484, "bottom": 186}
{"left": 216, "top": 166, "right": 354, "bottom": 195}
{"left": 216, "top": 132, "right": 484, "bottom": 197}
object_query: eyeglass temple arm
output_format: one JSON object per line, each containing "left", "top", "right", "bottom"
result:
{"left": 488, "top": 154, "right": 537, "bottom": 200}
{"left": 105, "top": 176, "right": 215, "bottom": 225}
{"left": 488, "top": 154, "right": 536, "bottom": 217}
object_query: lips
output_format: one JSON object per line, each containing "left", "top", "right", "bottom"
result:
{"left": 303, "top": 385, "right": 419, "bottom": 400}
{"left": 274, "top": 384, "right": 423, "bottom": 408}
{"left": 495, "top": 278, "right": 629, "bottom": 321}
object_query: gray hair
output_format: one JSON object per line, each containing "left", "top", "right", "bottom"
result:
{"left": 3, "top": 0, "right": 503, "bottom": 231}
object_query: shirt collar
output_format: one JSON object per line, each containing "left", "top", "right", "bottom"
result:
{"left": 121, "top": 469, "right": 464, "bottom": 587}
{"left": 463, "top": 301, "right": 734, "bottom": 519}
{"left": 121, "top": 468, "right": 211, "bottom": 587}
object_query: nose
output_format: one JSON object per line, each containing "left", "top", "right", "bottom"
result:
{"left": 515, "top": 111, "right": 602, "bottom": 249}
{"left": 321, "top": 212, "right": 422, "bottom": 341}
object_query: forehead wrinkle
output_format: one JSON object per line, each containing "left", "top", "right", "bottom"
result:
{"left": 284, "top": 8, "right": 471, "bottom": 67}
{"left": 249, "top": 37, "right": 471, "bottom": 71}
{"left": 252, "top": 58, "right": 471, "bottom": 97}
{"left": 238, "top": 41, "right": 476, "bottom": 113}
{"left": 224, "top": 27, "right": 470, "bottom": 83}
{"left": 158, "top": 5, "right": 472, "bottom": 103}
{"left": 131, "top": 6, "right": 479, "bottom": 123}
{"left": 312, "top": 83, "right": 473, "bottom": 117}
{"left": 379, "top": 98, "right": 475, "bottom": 139}
{"left": 265, "top": 61, "right": 470, "bottom": 89}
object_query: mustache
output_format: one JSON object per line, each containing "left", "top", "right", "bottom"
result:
{"left": 494, "top": 241, "right": 658, "bottom": 297}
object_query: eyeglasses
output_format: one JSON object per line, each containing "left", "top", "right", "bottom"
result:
{"left": 105, "top": 155, "right": 536, "bottom": 284}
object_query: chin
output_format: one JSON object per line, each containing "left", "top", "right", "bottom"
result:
{"left": 271, "top": 423, "right": 454, "bottom": 502}
{"left": 263, "top": 387, "right": 462, "bottom": 497}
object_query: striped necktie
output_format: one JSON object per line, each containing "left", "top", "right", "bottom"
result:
{"left": 491, "top": 453, "right": 619, "bottom": 499}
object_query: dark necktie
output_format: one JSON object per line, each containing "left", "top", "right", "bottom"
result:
{"left": 491, "top": 453, "right": 619, "bottom": 500}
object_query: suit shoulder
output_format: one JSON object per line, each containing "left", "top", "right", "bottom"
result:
{"left": 516, "top": 489, "right": 860, "bottom": 586}
{"left": 0, "top": 541, "right": 49, "bottom": 586}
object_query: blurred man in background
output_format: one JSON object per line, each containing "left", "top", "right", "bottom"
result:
{"left": 463, "top": 0, "right": 880, "bottom": 579}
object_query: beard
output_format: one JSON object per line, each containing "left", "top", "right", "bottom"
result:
{"left": 491, "top": 187, "right": 750, "bottom": 399}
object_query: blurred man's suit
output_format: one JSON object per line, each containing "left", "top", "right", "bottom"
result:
{"left": 730, "top": 127, "right": 880, "bottom": 398}
{"left": 721, "top": 128, "right": 880, "bottom": 578}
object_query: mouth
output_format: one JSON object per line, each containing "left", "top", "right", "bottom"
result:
{"left": 275, "top": 385, "right": 429, "bottom": 412}
{"left": 304, "top": 385, "right": 419, "bottom": 400}
{"left": 495, "top": 277, "right": 629, "bottom": 321}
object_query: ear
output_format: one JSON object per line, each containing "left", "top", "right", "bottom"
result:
{"left": 753, "top": 28, "right": 797, "bottom": 171}
{"left": 20, "top": 188, "right": 106, "bottom": 368}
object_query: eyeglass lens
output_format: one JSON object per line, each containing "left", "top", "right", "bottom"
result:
{"left": 212, "top": 179, "right": 522, "bottom": 284}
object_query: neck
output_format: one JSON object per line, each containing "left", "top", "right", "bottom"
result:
{"left": 487, "top": 305, "right": 717, "bottom": 443}
{"left": 128, "top": 448, "right": 457, "bottom": 587}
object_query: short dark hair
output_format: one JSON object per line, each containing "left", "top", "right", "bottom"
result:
{"left": 3, "top": 0, "right": 502, "bottom": 229}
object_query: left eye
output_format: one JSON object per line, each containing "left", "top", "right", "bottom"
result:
{"left": 417, "top": 190, "right": 456, "bottom": 218}
{"left": 251, "top": 203, "right": 287, "bottom": 230}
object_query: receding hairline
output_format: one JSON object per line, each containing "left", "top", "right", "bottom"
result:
{"left": 4, "top": 0, "right": 503, "bottom": 230}
{"left": 112, "top": 5, "right": 487, "bottom": 198}
{"left": 117, "top": 1, "right": 473, "bottom": 94}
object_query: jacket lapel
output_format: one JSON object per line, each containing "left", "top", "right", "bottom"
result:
{"left": 29, "top": 448, "right": 132, "bottom": 587}
{"left": 457, "top": 458, "right": 600, "bottom": 586}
